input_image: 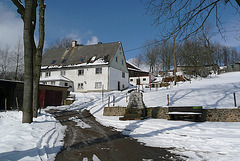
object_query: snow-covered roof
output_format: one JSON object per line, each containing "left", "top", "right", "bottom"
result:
{"left": 40, "top": 75, "right": 73, "bottom": 82}
{"left": 126, "top": 61, "right": 149, "bottom": 73}
{"left": 41, "top": 60, "right": 108, "bottom": 70}
{"left": 42, "top": 42, "right": 121, "bottom": 68}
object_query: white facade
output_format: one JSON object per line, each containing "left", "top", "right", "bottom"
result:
{"left": 109, "top": 67, "right": 129, "bottom": 90}
{"left": 41, "top": 65, "right": 128, "bottom": 92}
{"left": 129, "top": 75, "right": 152, "bottom": 87}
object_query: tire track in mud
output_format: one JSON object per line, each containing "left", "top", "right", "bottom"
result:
{"left": 49, "top": 109, "right": 186, "bottom": 161}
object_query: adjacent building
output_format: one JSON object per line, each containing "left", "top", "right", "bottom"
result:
{"left": 127, "top": 61, "right": 153, "bottom": 87}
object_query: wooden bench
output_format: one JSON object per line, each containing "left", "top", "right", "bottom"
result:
{"left": 166, "top": 106, "right": 203, "bottom": 121}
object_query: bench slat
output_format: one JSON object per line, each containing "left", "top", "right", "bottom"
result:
{"left": 166, "top": 112, "right": 202, "bottom": 115}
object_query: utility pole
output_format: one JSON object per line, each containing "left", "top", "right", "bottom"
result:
{"left": 173, "top": 35, "right": 177, "bottom": 85}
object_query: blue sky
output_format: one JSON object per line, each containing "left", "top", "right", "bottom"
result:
{"left": 1, "top": 1, "right": 240, "bottom": 60}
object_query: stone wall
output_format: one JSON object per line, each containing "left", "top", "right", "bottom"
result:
{"left": 103, "top": 107, "right": 240, "bottom": 122}
{"left": 147, "top": 107, "right": 170, "bottom": 119}
{"left": 103, "top": 107, "right": 126, "bottom": 116}
{"left": 204, "top": 109, "right": 240, "bottom": 122}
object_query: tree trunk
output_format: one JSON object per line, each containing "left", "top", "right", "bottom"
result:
{"left": 22, "top": 0, "right": 35, "bottom": 123}
{"left": 33, "top": 0, "right": 45, "bottom": 118}
{"left": 12, "top": 0, "right": 45, "bottom": 122}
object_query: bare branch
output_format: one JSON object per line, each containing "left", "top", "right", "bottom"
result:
{"left": 143, "top": 0, "right": 239, "bottom": 41}
{"left": 235, "top": 0, "right": 240, "bottom": 7}
{"left": 11, "top": 0, "right": 25, "bottom": 19}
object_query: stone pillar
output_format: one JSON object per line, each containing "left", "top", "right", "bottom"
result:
{"left": 120, "top": 92, "right": 147, "bottom": 120}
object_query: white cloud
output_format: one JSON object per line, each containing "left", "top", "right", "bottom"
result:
{"left": 66, "top": 33, "right": 82, "bottom": 44}
{"left": 0, "top": 2, "right": 23, "bottom": 49}
{"left": 87, "top": 36, "right": 99, "bottom": 45}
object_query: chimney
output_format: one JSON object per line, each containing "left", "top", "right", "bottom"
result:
{"left": 72, "top": 40, "right": 77, "bottom": 47}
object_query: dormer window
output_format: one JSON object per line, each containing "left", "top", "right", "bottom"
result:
{"left": 61, "top": 59, "right": 67, "bottom": 64}
{"left": 79, "top": 57, "right": 85, "bottom": 63}
{"left": 51, "top": 60, "right": 56, "bottom": 65}
{"left": 90, "top": 56, "right": 96, "bottom": 62}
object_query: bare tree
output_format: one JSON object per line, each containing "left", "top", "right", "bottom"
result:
{"left": 45, "top": 37, "right": 72, "bottom": 51}
{"left": 142, "top": 40, "right": 161, "bottom": 75}
{"left": 143, "top": 0, "right": 240, "bottom": 40}
{"left": 0, "top": 46, "right": 12, "bottom": 79}
{"left": 33, "top": 0, "right": 45, "bottom": 118}
{"left": 14, "top": 39, "right": 24, "bottom": 80}
{"left": 130, "top": 54, "right": 144, "bottom": 68}
{"left": 11, "top": 0, "right": 46, "bottom": 123}
{"left": 160, "top": 40, "right": 174, "bottom": 72}
{"left": 0, "top": 43, "right": 24, "bottom": 80}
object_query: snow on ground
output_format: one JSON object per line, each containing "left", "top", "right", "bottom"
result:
{"left": 1, "top": 72, "right": 240, "bottom": 161}
{"left": 0, "top": 110, "right": 66, "bottom": 161}
{"left": 65, "top": 72, "right": 240, "bottom": 161}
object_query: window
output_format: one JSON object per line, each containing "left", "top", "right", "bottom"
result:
{"left": 51, "top": 60, "right": 56, "bottom": 65}
{"left": 122, "top": 84, "right": 125, "bottom": 89}
{"left": 122, "top": 72, "right": 125, "bottom": 78}
{"left": 61, "top": 59, "right": 67, "bottom": 64}
{"left": 64, "top": 82, "right": 68, "bottom": 86}
{"left": 96, "top": 68, "right": 102, "bottom": 74}
{"left": 122, "top": 59, "right": 124, "bottom": 65}
{"left": 143, "top": 78, "right": 146, "bottom": 81}
{"left": 78, "top": 69, "right": 84, "bottom": 75}
{"left": 61, "top": 70, "right": 66, "bottom": 76}
{"left": 78, "top": 83, "right": 84, "bottom": 89}
{"left": 90, "top": 56, "right": 96, "bottom": 62}
{"left": 79, "top": 57, "right": 85, "bottom": 63}
{"left": 130, "top": 79, "right": 133, "bottom": 82}
{"left": 116, "top": 56, "right": 118, "bottom": 62}
{"left": 95, "top": 82, "right": 102, "bottom": 89}
{"left": 45, "top": 72, "right": 51, "bottom": 77}
{"left": 40, "top": 72, "right": 42, "bottom": 78}
{"left": 51, "top": 81, "right": 55, "bottom": 85}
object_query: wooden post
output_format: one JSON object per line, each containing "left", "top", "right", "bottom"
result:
{"left": 233, "top": 93, "right": 237, "bottom": 107}
{"left": 5, "top": 98, "right": 7, "bottom": 112}
{"left": 108, "top": 96, "right": 110, "bottom": 107}
{"left": 113, "top": 95, "right": 115, "bottom": 106}
{"left": 149, "top": 75, "right": 151, "bottom": 91}
{"left": 167, "top": 94, "right": 169, "bottom": 106}
{"left": 126, "top": 93, "right": 128, "bottom": 102}
{"left": 173, "top": 35, "right": 177, "bottom": 86}
{"left": 16, "top": 97, "right": 19, "bottom": 112}
{"left": 102, "top": 85, "right": 104, "bottom": 103}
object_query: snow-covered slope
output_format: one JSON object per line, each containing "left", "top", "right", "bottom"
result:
{"left": 1, "top": 72, "right": 240, "bottom": 161}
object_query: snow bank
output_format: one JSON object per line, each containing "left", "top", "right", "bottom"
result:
{"left": 0, "top": 110, "right": 66, "bottom": 161}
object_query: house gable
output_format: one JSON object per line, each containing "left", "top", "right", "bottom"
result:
{"left": 109, "top": 42, "right": 129, "bottom": 73}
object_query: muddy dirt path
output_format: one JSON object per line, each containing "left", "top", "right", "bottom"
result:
{"left": 48, "top": 109, "right": 184, "bottom": 161}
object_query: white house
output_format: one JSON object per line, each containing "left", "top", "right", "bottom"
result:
{"left": 40, "top": 41, "right": 129, "bottom": 92}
